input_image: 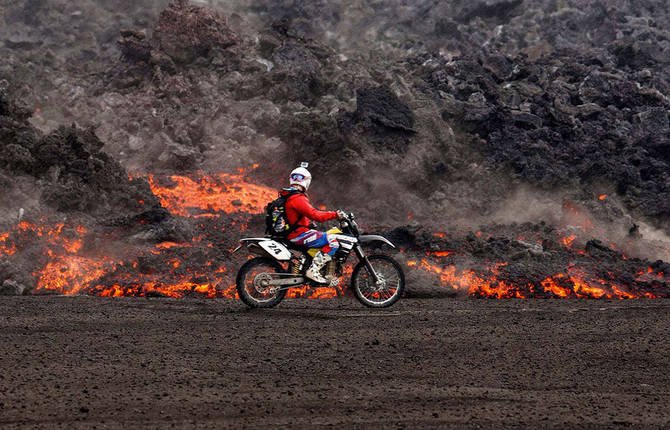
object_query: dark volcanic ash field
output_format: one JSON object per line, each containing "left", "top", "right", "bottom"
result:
{"left": 1, "top": 297, "right": 670, "bottom": 429}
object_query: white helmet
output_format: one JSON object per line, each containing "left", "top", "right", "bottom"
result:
{"left": 289, "top": 162, "right": 312, "bottom": 191}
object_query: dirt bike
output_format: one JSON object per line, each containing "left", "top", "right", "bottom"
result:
{"left": 232, "top": 213, "right": 405, "bottom": 308}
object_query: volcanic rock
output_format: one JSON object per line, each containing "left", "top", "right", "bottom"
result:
{"left": 456, "top": 0, "right": 524, "bottom": 24}
{"left": 354, "top": 86, "right": 414, "bottom": 132}
{"left": 417, "top": 48, "right": 670, "bottom": 229}
{"left": 153, "top": 0, "right": 239, "bottom": 64}
{"left": 4, "top": 33, "right": 43, "bottom": 50}
{"left": 117, "top": 29, "right": 152, "bottom": 63}
{"left": 585, "top": 239, "right": 619, "bottom": 261}
{"left": 0, "top": 85, "right": 159, "bottom": 218}
{"left": 117, "top": 0, "right": 239, "bottom": 69}
{"left": 269, "top": 42, "right": 326, "bottom": 104}
{"left": 0, "top": 280, "right": 27, "bottom": 296}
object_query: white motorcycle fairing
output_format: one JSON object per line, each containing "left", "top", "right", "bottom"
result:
{"left": 235, "top": 238, "right": 292, "bottom": 261}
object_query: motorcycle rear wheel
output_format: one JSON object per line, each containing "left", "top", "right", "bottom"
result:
{"left": 351, "top": 255, "right": 405, "bottom": 308}
{"left": 236, "top": 257, "right": 286, "bottom": 308}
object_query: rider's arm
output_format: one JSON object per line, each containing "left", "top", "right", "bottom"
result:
{"left": 291, "top": 194, "right": 337, "bottom": 223}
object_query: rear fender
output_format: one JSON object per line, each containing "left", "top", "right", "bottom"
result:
{"left": 258, "top": 240, "right": 291, "bottom": 261}
{"left": 234, "top": 238, "right": 292, "bottom": 261}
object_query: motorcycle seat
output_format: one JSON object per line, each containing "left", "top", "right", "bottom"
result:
{"left": 268, "top": 237, "right": 308, "bottom": 252}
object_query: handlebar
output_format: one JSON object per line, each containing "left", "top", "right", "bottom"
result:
{"left": 338, "top": 212, "right": 360, "bottom": 236}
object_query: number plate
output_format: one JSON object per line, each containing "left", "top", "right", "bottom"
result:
{"left": 258, "top": 240, "right": 292, "bottom": 261}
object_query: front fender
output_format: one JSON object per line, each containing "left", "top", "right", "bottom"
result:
{"left": 358, "top": 235, "right": 396, "bottom": 248}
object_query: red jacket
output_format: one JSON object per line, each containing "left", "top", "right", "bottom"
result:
{"left": 281, "top": 188, "right": 337, "bottom": 239}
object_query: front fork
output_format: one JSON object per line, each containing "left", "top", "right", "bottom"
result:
{"left": 354, "top": 245, "right": 381, "bottom": 284}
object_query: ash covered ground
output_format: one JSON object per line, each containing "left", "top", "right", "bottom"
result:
{"left": 1, "top": 297, "right": 669, "bottom": 428}
{"left": 0, "top": 0, "right": 669, "bottom": 299}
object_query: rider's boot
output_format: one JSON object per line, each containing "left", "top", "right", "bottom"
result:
{"left": 305, "top": 251, "right": 331, "bottom": 284}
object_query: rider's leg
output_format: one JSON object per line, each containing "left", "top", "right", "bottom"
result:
{"left": 290, "top": 231, "right": 339, "bottom": 283}
{"left": 306, "top": 234, "right": 340, "bottom": 283}
{"left": 289, "top": 230, "right": 327, "bottom": 251}
{"left": 319, "top": 234, "right": 340, "bottom": 256}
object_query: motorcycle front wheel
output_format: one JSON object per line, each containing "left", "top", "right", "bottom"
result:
{"left": 236, "top": 257, "right": 287, "bottom": 308}
{"left": 351, "top": 255, "right": 405, "bottom": 308}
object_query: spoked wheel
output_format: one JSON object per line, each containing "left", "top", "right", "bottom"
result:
{"left": 236, "top": 258, "right": 287, "bottom": 308}
{"left": 351, "top": 255, "right": 405, "bottom": 308}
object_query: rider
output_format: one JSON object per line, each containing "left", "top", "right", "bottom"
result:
{"left": 281, "top": 164, "right": 345, "bottom": 284}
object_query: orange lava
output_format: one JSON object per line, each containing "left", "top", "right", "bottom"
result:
{"left": 35, "top": 255, "right": 112, "bottom": 294}
{"left": 427, "top": 251, "right": 452, "bottom": 257}
{"left": 1, "top": 170, "right": 665, "bottom": 301}
{"left": 286, "top": 286, "right": 339, "bottom": 299}
{"left": 155, "top": 241, "right": 191, "bottom": 249}
{"left": 413, "top": 259, "right": 657, "bottom": 299}
{"left": 0, "top": 221, "right": 118, "bottom": 295}
{"left": 90, "top": 265, "right": 237, "bottom": 299}
{"left": 0, "top": 232, "right": 17, "bottom": 255}
{"left": 146, "top": 172, "right": 276, "bottom": 217}
{"left": 417, "top": 260, "right": 518, "bottom": 298}
{"left": 1, "top": 216, "right": 349, "bottom": 299}
{"left": 562, "top": 235, "right": 577, "bottom": 248}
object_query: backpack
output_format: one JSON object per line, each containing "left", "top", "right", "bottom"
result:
{"left": 265, "top": 190, "right": 301, "bottom": 237}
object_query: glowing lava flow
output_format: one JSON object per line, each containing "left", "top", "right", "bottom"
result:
{"left": 28, "top": 223, "right": 116, "bottom": 295}
{"left": 0, "top": 220, "right": 238, "bottom": 297}
{"left": 561, "top": 234, "right": 577, "bottom": 248}
{"left": 0, "top": 232, "right": 17, "bottom": 255}
{"left": 408, "top": 257, "right": 663, "bottom": 299}
{"left": 413, "top": 260, "right": 520, "bottom": 298}
{"left": 0, "top": 169, "right": 347, "bottom": 298}
{"left": 1, "top": 167, "right": 666, "bottom": 300}
{"left": 36, "top": 256, "right": 112, "bottom": 294}
{"left": 0, "top": 221, "right": 118, "bottom": 295}
{"left": 90, "top": 261, "right": 237, "bottom": 299}
{"left": 145, "top": 171, "right": 276, "bottom": 217}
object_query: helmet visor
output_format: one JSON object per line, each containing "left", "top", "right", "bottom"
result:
{"left": 290, "top": 173, "right": 306, "bottom": 181}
